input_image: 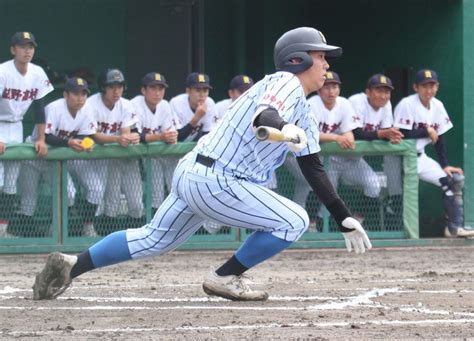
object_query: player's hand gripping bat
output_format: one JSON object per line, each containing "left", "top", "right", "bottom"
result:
{"left": 255, "top": 126, "right": 300, "bottom": 143}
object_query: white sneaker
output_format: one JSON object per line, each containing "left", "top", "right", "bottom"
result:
{"left": 32, "top": 252, "right": 77, "bottom": 300}
{"left": 0, "top": 224, "right": 17, "bottom": 238}
{"left": 83, "top": 222, "right": 98, "bottom": 237}
{"left": 444, "top": 226, "right": 474, "bottom": 238}
{"left": 202, "top": 267, "right": 268, "bottom": 301}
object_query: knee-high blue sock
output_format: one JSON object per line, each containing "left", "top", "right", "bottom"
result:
{"left": 89, "top": 230, "right": 132, "bottom": 268}
{"left": 235, "top": 231, "right": 293, "bottom": 268}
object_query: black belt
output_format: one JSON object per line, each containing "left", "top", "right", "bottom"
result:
{"left": 196, "top": 154, "right": 215, "bottom": 167}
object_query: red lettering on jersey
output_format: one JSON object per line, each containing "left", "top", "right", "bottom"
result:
{"left": 1, "top": 88, "right": 39, "bottom": 101}
{"left": 131, "top": 113, "right": 137, "bottom": 119}
{"left": 262, "top": 93, "right": 285, "bottom": 111}
{"left": 352, "top": 115, "right": 360, "bottom": 122}
{"left": 364, "top": 123, "right": 375, "bottom": 132}
{"left": 29, "top": 88, "right": 38, "bottom": 100}
{"left": 47, "top": 123, "right": 53, "bottom": 129}
{"left": 432, "top": 123, "right": 440, "bottom": 131}
{"left": 415, "top": 122, "right": 428, "bottom": 129}
{"left": 330, "top": 123, "right": 341, "bottom": 133}
{"left": 57, "top": 129, "right": 79, "bottom": 139}
{"left": 110, "top": 122, "right": 119, "bottom": 133}
{"left": 445, "top": 117, "right": 451, "bottom": 124}
{"left": 320, "top": 122, "right": 330, "bottom": 133}
{"left": 11, "top": 89, "right": 22, "bottom": 101}
{"left": 99, "top": 122, "right": 110, "bottom": 133}
{"left": 2, "top": 88, "right": 11, "bottom": 99}
{"left": 89, "top": 122, "right": 96, "bottom": 130}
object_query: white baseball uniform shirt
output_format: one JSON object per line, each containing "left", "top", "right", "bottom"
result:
{"left": 214, "top": 98, "right": 232, "bottom": 126}
{"left": 393, "top": 93, "right": 453, "bottom": 152}
{"left": 349, "top": 92, "right": 393, "bottom": 131}
{"left": 308, "top": 95, "right": 362, "bottom": 133}
{"left": 169, "top": 93, "right": 218, "bottom": 140}
{"left": 28, "top": 98, "right": 97, "bottom": 142}
{"left": 130, "top": 95, "right": 177, "bottom": 134}
{"left": 0, "top": 60, "right": 53, "bottom": 124}
{"left": 88, "top": 93, "right": 138, "bottom": 134}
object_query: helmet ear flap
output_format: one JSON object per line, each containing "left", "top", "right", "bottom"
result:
{"left": 279, "top": 51, "right": 313, "bottom": 74}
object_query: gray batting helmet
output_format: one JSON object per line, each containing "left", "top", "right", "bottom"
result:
{"left": 274, "top": 27, "right": 342, "bottom": 74}
{"left": 98, "top": 68, "right": 126, "bottom": 92}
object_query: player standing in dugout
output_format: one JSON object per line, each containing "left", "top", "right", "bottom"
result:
{"left": 33, "top": 27, "right": 371, "bottom": 302}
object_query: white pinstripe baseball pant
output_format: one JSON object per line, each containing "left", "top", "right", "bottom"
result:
{"left": 126, "top": 152, "right": 309, "bottom": 259}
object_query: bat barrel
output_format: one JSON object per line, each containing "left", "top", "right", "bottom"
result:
{"left": 255, "top": 127, "right": 269, "bottom": 141}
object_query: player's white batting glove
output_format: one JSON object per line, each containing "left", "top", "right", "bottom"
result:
{"left": 281, "top": 124, "right": 307, "bottom": 152}
{"left": 341, "top": 217, "right": 372, "bottom": 254}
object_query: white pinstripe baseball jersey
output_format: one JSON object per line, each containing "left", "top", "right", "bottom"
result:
{"left": 195, "top": 71, "right": 320, "bottom": 184}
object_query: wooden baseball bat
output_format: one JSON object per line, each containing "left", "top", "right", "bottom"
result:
{"left": 255, "top": 126, "right": 300, "bottom": 143}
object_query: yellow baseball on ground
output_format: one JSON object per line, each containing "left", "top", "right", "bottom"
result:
{"left": 81, "top": 137, "right": 95, "bottom": 149}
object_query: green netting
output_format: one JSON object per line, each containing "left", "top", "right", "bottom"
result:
{"left": 0, "top": 140, "right": 418, "bottom": 251}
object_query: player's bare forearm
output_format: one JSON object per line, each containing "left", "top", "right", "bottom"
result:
{"left": 93, "top": 132, "right": 120, "bottom": 145}
{"left": 34, "top": 123, "right": 48, "bottom": 156}
{"left": 35, "top": 123, "right": 46, "bottom": 143}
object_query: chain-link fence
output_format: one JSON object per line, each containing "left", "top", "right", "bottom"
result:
{"left": 0, "top": 140, "right": 418, "bottom": 253}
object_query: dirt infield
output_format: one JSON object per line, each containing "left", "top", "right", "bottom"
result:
{"left": 1, "top": 246, "right": 473, "bottom": 339}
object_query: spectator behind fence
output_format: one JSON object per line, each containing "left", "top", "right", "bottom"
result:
{"left": 349, "top": 74, "right": 404, "bottom": 225}
{"left": 11, "top": 77, "right": 99, "bottom": 237}
{"left": 89, "top": 68, "right": 144, "bottom": 233}
{"left": 170, "top": 72, "right": 218, "bottom": 142}
{"left": 394, "top": 68, "right": 474, "bottom": 238}
{"left": 0, "top": 32, "right": 53, "bottom": 238}
{"left": 131, "top": 72, "right": 178, "bottom": 213}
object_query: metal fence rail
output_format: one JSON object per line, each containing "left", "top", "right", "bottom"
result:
{"left": 0, "top": 140, "right": 418, "bottom": 253}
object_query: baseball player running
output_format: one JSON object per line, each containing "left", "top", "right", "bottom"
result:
{"left": 0, "top": 32, "right": 53, "bottom": 237}
{"left": 14, "top": 77, "right": 98, "bottom": 236}
{"left": 284, "top": 71, "right": 359, "bottom": 227}
{"left": 131, "top": 72, "right": 178, "bottom": 212}
{"left": 170, "top": 72, "right": 218, "bottom": 141}
{"left": 394, "top": 69, "right": 474, "bottom": 238}
{"left": 90, "top": 69, "right": 144, "bottom": 232}
{"left": 32, "top": 27, "right": 371, "bottom": 302}
{"left": 214, "top": 74, "right": 254, "bottom": 124}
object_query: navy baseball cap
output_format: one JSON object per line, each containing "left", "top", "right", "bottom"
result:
{"left": 366, "top": 73, "right": 394, "bottom": 90}
{"left": 229, "top": 75, "right": 254, "bottom": 92}
{"left": 186, "top": 72, "right": 212, "bottom": 89}
{"left": 11, "top": 31, "right": 37, "bottom": 47}
{"left": 64, "top": 77, "right": 90, "bottom": 94}
{"left": 142, "top": 72, "right": 169, "bottom": 88}
{"left": 324, "top": 71, "right": 341, "bottom": 84}
{"left": 415, "top": 69, "right": 439, "bottom": 84}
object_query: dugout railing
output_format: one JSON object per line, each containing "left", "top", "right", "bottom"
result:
{"left": 0, "top": 140, "right": 418, "bottom": 253}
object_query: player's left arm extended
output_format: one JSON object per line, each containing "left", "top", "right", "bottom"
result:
{"left": 297, "top": 153, "right": 372, "bottom": 253}
{"left": 32, "top": 98, "right": 48, "bottom": 156}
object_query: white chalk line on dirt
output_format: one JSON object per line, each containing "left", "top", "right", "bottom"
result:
{"left": 2, "top": 318, "right": 474, "bottom": 338}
